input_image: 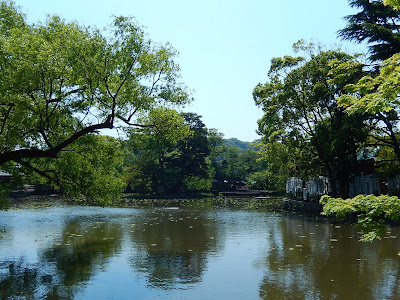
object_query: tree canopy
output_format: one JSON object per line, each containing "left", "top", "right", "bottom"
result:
{"left": 254, "top": 42, "right": 368, "bottom": 197}
{"left": 339, "top": 0, "right": 400, "bottom": 61}
{"left": 0, "top": 1, "right": 190, "bottom": 202}
{"left": 337, "top": 53, "right": 400, "bottom": 114}
{"left": 124, "top": 112, "right": 216, "bottom": 194}
{"left": 333, "top": 3, "right": 400, "bottom": 165}
{"left": 321, "top": 194, "right": 400, "bottom": 241}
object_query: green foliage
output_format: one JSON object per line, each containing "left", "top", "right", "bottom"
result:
{"left": 254, "top": 42, "right": 363, "bottom": 144}
{"left": 337, "top": 53, "right": 400, "bottom": 114}
{"left": 223, "top": 138, "right": 257, "bottom": 151}
{"left": 184, "top": 176, "right": 212, "bottom": 192}
{"left": 213, "top": 146, "right": 265, "bottom": 189}
{"left": 0, "top": 2, "right": 190, "bottom": 204}
{"left": 173, "top": 113, "right": 211, "bottom": 187}
{"left": 125, "top": 113, "right": 213, "bottom": 194}
{"left": 254, "top": 141, "right": 315, "bottom": 191}
{"left": 218, "top": 147, "right": 245, "bottom": 183}
{"left": 320, "top": 194, "right": 400, "bottom": 241}
{"left": 254, "top": 41, "right": 367, "bottom": 197}
{"left": 246, "top": 171, "right": 268, "bottom": 190}
{"left": 332, "top": 52, "right": 400, "bottom": 166}
{"left": 384, "top": 0, "right": 400, "bottom": 9}
{"left": 124, "top": 109, "right": 190, "bottom": 193}
{"left": 0, "top": 191, "right": 9, "bottom": 209}
{"left": 333, "top": 1, "right": 400, "bottom": 170}
{"left": 207, "top": 128, "right": 225, "bottom": 160}
{"left": 339, "top": 0, "right": 400, "bottom": 61}
{"left": 30, "top": 135, "right": 127, "bottom": 206}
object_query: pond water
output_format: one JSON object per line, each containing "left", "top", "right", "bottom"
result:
{"left": 0, "top": 201, "right": 399, "bottom": 299}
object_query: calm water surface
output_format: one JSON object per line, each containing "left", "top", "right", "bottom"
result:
{"left": 0, "top": 201, "right": 399, "bottom": 299}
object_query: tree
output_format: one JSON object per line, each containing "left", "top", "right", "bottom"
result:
{"left": 336, "top": 53, "right": 400, "bottom": 114}
{"left": 339, "top": 0, "right": 400, "bottom": 61}
{"left": 331, "top": 0, "right": 400, "bottom": 177}
{"left": 124, "top": 108, "right": 191, "bottom": 194}
{"left": 253, "top": 141, "right": 316, "bottom": 192}
{"left": 253, "top": 42, "right": 368, "bottom": 197}
{"left": 169, "top": 113, "right": 212, "bottom": 192}
{"left": 332, "top": 53, "right": 400, "bottom": 166}
{"left": 125, "top": 112, "right": 213, "bottom": 194}
{"left": 0, "top": 2, "right": 190, "bottom": 200}
{"left": 383, "top": 0, "right": 400, "bottom": 9}
{"left": 212, "top": 144, "right": 265, "bottom": 190}
{"left": 27, "top": 135, "right": 127, "bottom": 205}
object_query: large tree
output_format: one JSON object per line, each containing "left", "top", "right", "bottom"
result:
{"left": 332, "top": 0, "right": 400, "bottom": 167}
{"left": 339, "top": 0, "right": 400, "bottom": 61}
{"left": 333, "top": 0, "right": 400, "bottom": 181}
{"left": 125, "top": 112, "right": 213, "bottom": 194}
{"left": 0, "top": 2, "right": 190, "bottom": 199}
{"left": 124, "top": 108, "right": 191, "bottom": 194}
{"left": 254, "top": 42, "right": 368, "bottom": 197}
{"left": 169, "top": 113, "right": 212, "bottom": 193}
{"left": 332, "top": 52, "right": 400, "bottom": 170}
{"left": 28, "top": 135, "right": 127, "bottom": 205}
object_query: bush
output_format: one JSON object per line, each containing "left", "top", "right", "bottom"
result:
{"left": 320, "top": 194, "right": 400, "bottom": 241}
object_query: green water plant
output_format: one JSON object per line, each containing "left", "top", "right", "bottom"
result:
{"left": 320, "top": 194, "right": 400, "bottom": 241}
{"left": 0, "top": 192, "right": 9, "bottom": 209}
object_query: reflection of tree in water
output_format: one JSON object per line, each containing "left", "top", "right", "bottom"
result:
{"left": 258, "top": 214, "right": 400, "bottom": 299}
{"left": 0, "top": 219, "right": 123, "bottom": 299}
{"left": 43, "top": 220, "right": 123, "bottom": 298}
{"left": 130, "top": 209, "right": 218, "bottom": 289}
{"left": 0, "top": 259, "right": 53, "bottom": 299}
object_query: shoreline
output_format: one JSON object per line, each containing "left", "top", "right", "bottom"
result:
{"left": 4, "top": 194, "right": 323, "bottom": 215}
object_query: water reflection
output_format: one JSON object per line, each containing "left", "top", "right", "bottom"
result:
{"left": 129, "top": 208, "right": 219, "bottom": 289}
{"left": 0, "top": 204, "right": 400, "bottom": 299}
{"left": 0, "top": 218, "right": 124, "bottom": 299}
{"left": 42, "top": 220, "right": 123, "bottom": 298}
{"left": 258, "top": 213, "right": 400, "bottom": 300}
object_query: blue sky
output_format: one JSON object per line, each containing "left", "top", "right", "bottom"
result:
{"left": 14, "top": 0, "right": 366, "bottom": 142}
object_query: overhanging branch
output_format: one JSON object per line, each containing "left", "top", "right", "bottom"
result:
{"left": 0, "top": 116, "right": 114, "bottom": 166}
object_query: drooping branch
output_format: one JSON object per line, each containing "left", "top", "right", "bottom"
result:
{"left": 0, "top": 115, "right": 114, "bottom": 166}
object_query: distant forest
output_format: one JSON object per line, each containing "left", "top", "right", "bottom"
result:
{"left": 224, "top": 138, "right": 258, "bottom": 152}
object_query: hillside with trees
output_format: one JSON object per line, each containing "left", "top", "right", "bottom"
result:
{"left": 224, "top": 138, "right": 257, "bottom": 152}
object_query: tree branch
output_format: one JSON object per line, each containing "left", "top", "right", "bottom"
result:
{"left": 0, "top": 116, "right": 113, "bottom": 166}
{"left": 0, "top": 103, "right": 15, "bottom": 134}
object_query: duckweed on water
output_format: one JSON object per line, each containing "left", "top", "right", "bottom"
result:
{"left": 121, "top": 196, "right": 284, "bottom": 211}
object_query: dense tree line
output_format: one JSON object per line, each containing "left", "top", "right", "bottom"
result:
{"left": 3, "top": 0, "right": 400, "bottom": 209}
{"left": 123, "top": 113, "right": 268, "bottom": 194}
{"left": 0, "top": 1, "right": 269, "bottom": 204}
{"left": 254, "top": 0, "right": 400, "bottom": 199}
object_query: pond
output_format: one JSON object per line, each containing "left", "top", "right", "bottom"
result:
{"left": 0, "top": 200, "right": 399, "bottom": 299}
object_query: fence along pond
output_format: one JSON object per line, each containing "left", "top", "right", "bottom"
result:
{"left": 286, "top": 174, "right": 384, "bottom": 199}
